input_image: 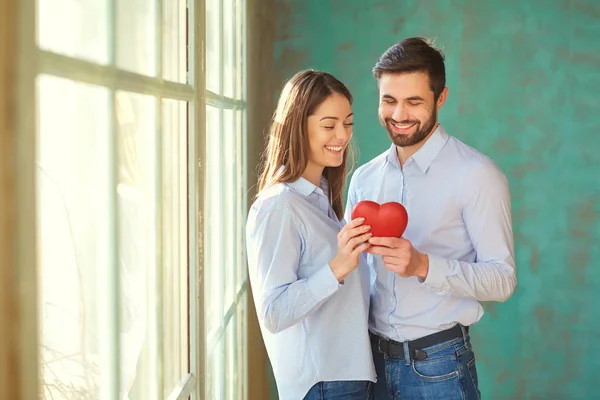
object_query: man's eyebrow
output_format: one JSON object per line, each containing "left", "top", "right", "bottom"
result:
{"left": 382, "top": 94, "right": 426, "bottom": 102}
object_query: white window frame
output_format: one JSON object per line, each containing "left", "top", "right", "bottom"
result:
{"left": 203, "top": 0, "right": 249, "bottom": 397}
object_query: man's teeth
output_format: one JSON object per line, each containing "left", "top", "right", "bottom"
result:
{"left": 393, "top": 122, "right": 416, "bottom": 129}
{"left": 325, "top": 146, "right": 343, "bottom": 152}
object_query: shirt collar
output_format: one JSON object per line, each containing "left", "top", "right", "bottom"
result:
{"left": 286, "top": 174, "right": 328, "bottom": 198}
{"left": 384, "top": 124, "right": 450, "bottom": 173}
{"left": 287, "top": 177, "right": 318, "bottom": 197}
{"left": 274, "top": 165, "right": 328, "bottom": 197}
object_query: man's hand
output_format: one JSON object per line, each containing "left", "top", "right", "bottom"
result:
{"left": 366, "top": 237, "right": 429, "bottom": 280}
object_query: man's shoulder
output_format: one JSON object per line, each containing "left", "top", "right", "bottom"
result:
{"left": 351, "top": 149, "right": 389, "bottom": 183}
{"left": 444, "top": 132, "right": 495, "bottom": 164}
{"left": 445, "top": 135, "right": 508, "bottom": 183}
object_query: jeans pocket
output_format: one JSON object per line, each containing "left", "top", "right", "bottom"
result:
{"left": 322, "top": 380, "right": 371, "bottom": 399}
{"left": 411, "top": 355, "right": 459, "bottom": 382}
{"left": 467, "top": 357, "right": 481, "bottom": 399}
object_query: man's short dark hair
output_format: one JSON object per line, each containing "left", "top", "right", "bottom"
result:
{"left": 373, "top": 37, "right": 446, "bottom": 100}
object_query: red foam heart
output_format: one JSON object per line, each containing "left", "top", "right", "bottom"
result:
{"left": 351, "top": 200, "right": 408, "bottom": 238}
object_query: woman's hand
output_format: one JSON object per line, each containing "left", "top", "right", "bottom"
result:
{"left": 329, "top": 217, "right": 372, "bottom": 282}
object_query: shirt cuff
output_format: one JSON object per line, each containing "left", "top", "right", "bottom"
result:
{"left": 307, "top": 263, "right": 341, "bottom": 302}
{"left": 421, "top": 254, "right": 448, "bottom": 290}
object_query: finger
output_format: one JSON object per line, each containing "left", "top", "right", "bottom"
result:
{"left": 338, "top": 218, "right": 366, "bottom": 240}
{"left": 384, "top": 263, "right": 408, "bottom": 277}
{"left": 345, "top": 224, "right": 372, "bottom": 240}
{"left": 352, "top": 242, "right": 371, "bottom": 257}
{"left": 338, "top": 228, "right": 352, "bottom": 245}
{"left": 348, "top": 232, "right": 373, "bottom": 249}
{"left": 344, "top": 217, "right": 366, "bottom": 230}
{"left": 365, "top": 245, "right": 399, "bottom": 257}
{"left": 368, "top": 236, "right": 403, "bottom": 247}
{"left": 382, "top": 255, "right": 402, "bottom": 268}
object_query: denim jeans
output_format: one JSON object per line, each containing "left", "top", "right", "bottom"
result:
{"left": 304, "top": 380, "right": 372, "bottom": 400}
{"left": 371, "top": 331, "right": 481, "bottom": 400}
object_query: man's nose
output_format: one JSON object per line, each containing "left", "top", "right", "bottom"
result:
{"left": 392, "top": 104, "right": 408, "bottom": 122}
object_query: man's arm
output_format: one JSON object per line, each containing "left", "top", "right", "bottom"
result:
{"left": 367, "top": 159, "right": 516, "bottom": 302}
{"left": 422, "top": 159, "right": 516, "bottom": 302}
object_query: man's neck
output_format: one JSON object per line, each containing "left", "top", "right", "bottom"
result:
{"left": 396, "top": 123, "right": 439, "bottom": 166}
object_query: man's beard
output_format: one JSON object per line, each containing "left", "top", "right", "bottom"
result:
{"left": 383, "top": 108, "right": 438, "bottom": 148}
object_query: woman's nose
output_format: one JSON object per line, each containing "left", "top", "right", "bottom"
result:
{"left": 336, "top": 125, "right": 351, "bottom": 141}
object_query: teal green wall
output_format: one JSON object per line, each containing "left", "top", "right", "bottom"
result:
{"left": 270, "top": 0, "right": 600, "bottom": 398}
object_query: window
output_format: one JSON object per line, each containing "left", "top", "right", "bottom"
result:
{"left": 204, "top": 0, "right": 248, "bottom": 398}
{"left": 32, "top": 0, "right": 247, "bottom": 399}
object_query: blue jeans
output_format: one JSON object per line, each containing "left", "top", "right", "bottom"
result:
{"left": 304, "top": 380, "right": 372, "bottom": 400}
{"left": 372, "top": 331, "right": 481, "bottom": 400}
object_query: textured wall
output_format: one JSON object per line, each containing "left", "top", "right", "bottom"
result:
{"left": 270, "top": 0, "right": 600, "bottom": 398}
{"left": 246, "top": 0, "right": 277, "bottom": 398}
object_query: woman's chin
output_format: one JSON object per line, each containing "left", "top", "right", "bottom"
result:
{"left": 325, "top": 158, "right": 344, "bottom": 168}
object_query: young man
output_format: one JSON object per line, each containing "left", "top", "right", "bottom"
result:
{"left": 345, "top": 37, "right": 517, "bottom": 400}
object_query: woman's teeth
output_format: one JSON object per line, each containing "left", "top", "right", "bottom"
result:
{"left": 325, "top": 146, "right": 343, "bottom": 152}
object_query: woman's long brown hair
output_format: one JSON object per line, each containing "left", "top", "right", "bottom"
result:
{"left": 257, "top": 69, "right": 355, "bottom": 220}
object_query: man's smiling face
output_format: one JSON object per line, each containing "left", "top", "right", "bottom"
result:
{"left": 378, "top": 71, "right": 447, "bottom": 148}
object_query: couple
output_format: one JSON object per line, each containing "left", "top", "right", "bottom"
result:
{"left": 246, "top": 37, "right": 516, "bottom": 400}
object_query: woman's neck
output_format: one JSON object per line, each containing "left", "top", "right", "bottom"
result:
{"left": 302, "top": 163, "right": 324, "bottom": 188}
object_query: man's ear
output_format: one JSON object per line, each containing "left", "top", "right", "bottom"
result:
{"left": 436, "top": 87, "right": 449, "bottom": 109}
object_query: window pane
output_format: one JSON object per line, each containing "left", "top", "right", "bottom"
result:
{"left": 37, "top": 0, "right": 109, "bottom": 64}
{"left": 224, "top": 109, "right": 237, "bottom": 310}
{"left": 225, "top": 318, "right": 238, "bottom": 400}
{"left": 116, "top": 0, "right": 157, "bottom": 76}
{"left": 162, "top": 99, "right": 190, "bottom": 396}
{"left": 115, "top": 92, "right": 158, "bottom": 399}
{"left": 37, "top": 75, "right": 111, "bottom": 399}
{"left": 237, "top": 296, "right": 248, "bottom": 398}
{"left": 206, "top": 0, "right": 221, "bottom": 93}
{"left": 206, "top": 339, "right": 225, "bottom": 399}
{"left": 223, "top": 0, "right": 235, "bottom": 97}
{"left": 205, "top": 105, "right": 224, "bottom": 336}
{"left": 163, "top": 0, "right": 187, "bottom": 83}
{"left": 235, "top": 0, "right": 246, "bottom": 100}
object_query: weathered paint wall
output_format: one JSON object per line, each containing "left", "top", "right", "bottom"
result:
{"left": 270, "top": 0, "right": 600, "bottom": 398}
{"left": 246, "top": 0, "right": 276, "bottom": 398}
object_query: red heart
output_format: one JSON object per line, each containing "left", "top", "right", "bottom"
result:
{"left": 351, "top": 200, "right": 408, "bottom": 238}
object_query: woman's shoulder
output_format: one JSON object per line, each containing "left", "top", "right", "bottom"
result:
{"left": 246, "top": 183, "right": 307, "bottom": 239}
{"left": 250, "top": 182, "right": 304, "bottom": 215}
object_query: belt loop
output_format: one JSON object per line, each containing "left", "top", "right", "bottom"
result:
{"left": 402, "top": 341, "right": 410, "bottom": 365}
{"left": 460, "top": 324, "right": 469, "bottom": 345}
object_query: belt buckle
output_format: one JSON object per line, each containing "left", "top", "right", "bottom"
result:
{"left": 377, "top": 338, "right": 385, "bottom": 354}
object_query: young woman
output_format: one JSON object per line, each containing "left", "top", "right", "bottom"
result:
{"left": 246, "top": 70, "right": 376, "bottom": 400}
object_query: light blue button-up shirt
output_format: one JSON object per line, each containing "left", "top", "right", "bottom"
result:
{"left": 246, "top": 176, "right": 376, "bottom": 400}
{"left": 345, "top": 124, "right": 516, "bottom": 342}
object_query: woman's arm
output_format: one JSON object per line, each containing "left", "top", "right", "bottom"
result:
{"left": 246, "top": 207, "right": 341, "bottom": 334}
